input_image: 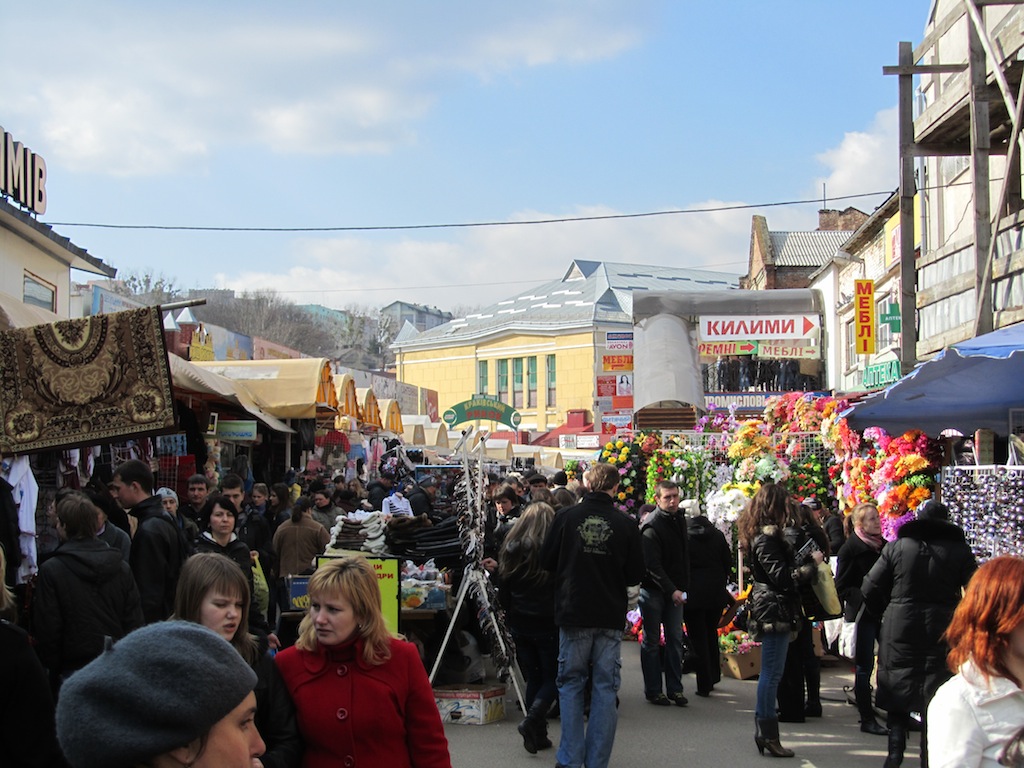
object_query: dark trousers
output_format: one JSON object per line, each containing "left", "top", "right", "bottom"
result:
{"left": 684, "top": 608, "right": 721, "bottom": 694}
{"left": 777, "top": 618, "right": 819, "bottom": 719}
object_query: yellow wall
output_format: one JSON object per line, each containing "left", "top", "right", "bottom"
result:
{"left": 395, "top": 330, "right": 596, "bottom": 432}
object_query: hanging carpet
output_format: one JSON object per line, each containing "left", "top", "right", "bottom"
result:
{"left": 0, "top": 306, "right": 176, "bottom": 454}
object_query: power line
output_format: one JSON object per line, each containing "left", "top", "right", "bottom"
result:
{"left": 44, "top": 189, "right": 895, "bottom": 233}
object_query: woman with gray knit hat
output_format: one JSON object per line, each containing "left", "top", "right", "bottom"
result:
{"left": 56, "top": 621, "right": 265, "bottom": 768}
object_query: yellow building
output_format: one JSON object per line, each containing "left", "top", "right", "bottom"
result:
{"left": 391, "top": 260, "right": 736, "bottom": 438}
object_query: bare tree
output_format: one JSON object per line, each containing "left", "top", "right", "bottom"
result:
{"left": 112, "top": 269, "right": 181, "bottom": 305}
{"left": 194, "top": 290, "right": 339, "bottom": 358}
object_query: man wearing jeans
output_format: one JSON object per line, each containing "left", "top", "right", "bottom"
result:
{"left": 541, "top": 462, "right": 645, "bottom": 768}
{"left": 638, "top": 480, "right": 690, "bottom": 706}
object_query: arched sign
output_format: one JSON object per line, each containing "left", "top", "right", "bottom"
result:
{"left": 442, "top": 396, "right": 521, "bottom": 430}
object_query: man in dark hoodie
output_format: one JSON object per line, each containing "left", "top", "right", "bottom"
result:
{"left": 638, "top": 480, "right": 691, "bottom": 707}
{"left": 32, "top": 492, "right": 143, "bottom": 692}
{"left": 111, "top": 459, "right": 182, "bottom": 624}
{"left": 682, "top": 498, "right": 733, "bottom": 697}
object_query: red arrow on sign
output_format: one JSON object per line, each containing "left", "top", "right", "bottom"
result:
{"left": 738, "top": 342, "right": 756, "bottom": 353}
{"left": 803, "top": 316, "right": 816, "bottom": 335}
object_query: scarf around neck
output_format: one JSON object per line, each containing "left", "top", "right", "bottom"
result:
{"left": 855, "top": 527, "right": 885, "bottom": 552}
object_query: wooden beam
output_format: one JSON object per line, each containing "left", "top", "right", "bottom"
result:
{"left": 898, "top": 41, "right": 919, "bottom": 376}
{"left": 883, "top": 63, "right": 967, "bottom": 75}
{"left": 970, "top": 17, "right": 995, "bottom": 336}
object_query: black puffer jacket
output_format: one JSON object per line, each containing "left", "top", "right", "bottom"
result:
{"left": 745, "top": 525, "right": 817, "bottom": 639}
{"left": 640, "top": 508, "right": 690, "bottom": 596}
{"left": 783, "top": 522, "right": 832, "bottom": 620}
{"left": 685, "top": 515, "right": 732, "bottom": 611}
{"left": 834, "top": 533, "right": 882, "bottom": 622}
{"left": 32, "top": 538, "right": 144, "bottom": 685}
{"left": 861, "top": 518, "right": 977, "bottom": 713}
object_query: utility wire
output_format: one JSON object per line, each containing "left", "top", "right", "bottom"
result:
{"left": 43, "top": 189, "right": 895, "bottom": 233}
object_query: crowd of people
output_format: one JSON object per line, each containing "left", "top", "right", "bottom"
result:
{"left": 3, "top": 453, "right": 1022, "bottom": 768}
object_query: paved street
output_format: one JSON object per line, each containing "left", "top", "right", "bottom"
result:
{"left": 444, "top": 640, "right": 913, "bottom": 768}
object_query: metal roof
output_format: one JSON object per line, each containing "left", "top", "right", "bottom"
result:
{"left": 392, "top": 259, "right": 739, "bottom": 350}
{"left": 0, "top": 198, "right": 115, "bottom": 277}
{"left": 769, "top": 230, "right": 850, "bottom": 267}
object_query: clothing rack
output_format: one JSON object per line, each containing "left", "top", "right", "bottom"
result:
{"left": 427, "top": 428, "right": 526, "bottom": 711}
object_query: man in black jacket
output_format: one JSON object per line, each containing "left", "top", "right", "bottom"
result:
{"left": 111, "top": 460, "right": 181, "bottom": 624}
{"left": 541, "top": 462, "right": 644, "bottom": 768}
{"left": 638, "top": 480, "right": 690, "bottom": 707}
{"left": 33, "top": 492, "right": 143, "bottom": 691}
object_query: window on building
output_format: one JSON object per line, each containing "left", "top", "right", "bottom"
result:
{"left": 876, "top": 297, "right": 893, "bottom": 350}
{"left": 845, "top": 321, "right": 857, "bottom": 371}
{"left": 512, "top": 357, "right": 524, "bottom": 409}
{"left": 477, "top": 360, "right": 488, "bottom": 395}
{"left": 527, "top": 357, "right": 537, "bottom": 408}
{"left": 497, "top": 359, "right": 509, "bottom": 403}
{"left": 23, "top": 271, "right": 55, "bottom": 312}
{"left": 546, "top": 354, "right": 556, "bottom": 407}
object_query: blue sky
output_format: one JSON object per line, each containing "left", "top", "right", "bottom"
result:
{"left": 6, "top": 1, "right": 931, "bottom": 310}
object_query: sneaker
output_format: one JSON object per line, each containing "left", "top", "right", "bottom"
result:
{"left": 670, "top": 692, "right": 689, "bottom": 707}
{"left": 646, "top": 693, "right": 672, "bottom": 706}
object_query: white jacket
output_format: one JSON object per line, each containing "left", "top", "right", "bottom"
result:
{"left": 927, "top": 660, "right": 1024, "bottom": 768}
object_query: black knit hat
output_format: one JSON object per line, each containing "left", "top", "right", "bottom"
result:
{"left": 56, "top": 621, "right": 257, "bottom": 768}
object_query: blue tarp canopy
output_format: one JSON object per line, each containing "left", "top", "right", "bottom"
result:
{"left": 843, "top": 323, "right": 1024, "bottom": 436}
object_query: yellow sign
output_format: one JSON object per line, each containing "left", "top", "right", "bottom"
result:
{"left": 757, "top": 343, "right": 820, "bottom": 360}
{"left": 855, "top": 280, "right": 876, "bottom": 355}
{"left": 698, "top": 341, "right": 758, "bottom": 357}
{"left": 602, "top": 354, "right": 633, "bottom": 371}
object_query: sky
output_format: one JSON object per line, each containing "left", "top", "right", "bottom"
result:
{"left": 6, "top": 1, "right": 932, "bottom": 313}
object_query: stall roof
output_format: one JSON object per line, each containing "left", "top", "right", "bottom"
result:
{"left": 168, "top": 355, "right": 294, "bottom": 434}
{"left": 193, "top": 358, "right": 338, "bottom": 419}
{"left": 0, "top": 289, "right": 60, "bottom": 330}
{"left": 378, "top": 398, "right": 403, "bottom": 433}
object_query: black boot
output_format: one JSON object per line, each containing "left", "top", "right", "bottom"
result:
{"left": 517, "top": 699, "right": 552, "bottom": 754}
{"left": 883, "top": 724, "right": 907, "bottom": 768}
{"left": 755, "top": 718, "right": 795, "bottom": 758}
{"left": 854, "top": 683, "right": 887, "bottom": 736}
{"left": 804, "top": 672, "right": 822, "bottom": 717}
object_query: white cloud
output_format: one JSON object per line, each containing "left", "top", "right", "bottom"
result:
{"left": 6, "top": 3, "right": 643, "bottom": 175}
{"left": 812, "top": 107, "right": 898, "bottom": 208}
{"left": 220, "top": 201, "right": 756, "bottom": 311}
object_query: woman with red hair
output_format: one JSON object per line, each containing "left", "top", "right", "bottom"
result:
{"left": 926, "top": 555, "right": 1024, "bottom": 767}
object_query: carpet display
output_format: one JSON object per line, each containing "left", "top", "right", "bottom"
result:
{"left": 0, "top": 307, "right": 176, "bottom": 454}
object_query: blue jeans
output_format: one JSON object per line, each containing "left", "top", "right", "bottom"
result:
{"left": 638, "top": 588, "right": 685, "bottom": 697}
{"left": 556, "top": 627, "right": 623, "bottom": 768}
{"left": 512, "top": 627, "right": 559, "bottom": 711}
{"left": 756, "top": 630, "right": 790, "bottom": 719}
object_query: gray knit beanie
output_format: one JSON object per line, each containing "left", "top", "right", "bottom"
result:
{"left": 56, "top": 621, "right": 257, "bottom": 768}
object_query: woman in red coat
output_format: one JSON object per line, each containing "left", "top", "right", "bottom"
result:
{"left": 275, "top": 555, "right": 451, "bottom": 768}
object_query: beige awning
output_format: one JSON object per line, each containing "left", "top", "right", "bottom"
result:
{"left": 0, "top": 290, "right": 60, "bottom": 330}
{"left": 378, "top": 398, "right": 403, "bottom": 433}
{"left": 356, "top": 387, "right": 382, "bottom": 428}
{"left": 168, "top": 355, "right": 294, "bottom": 433}
{"left": 333, "top": 374, "right": 360, "bottom": 417}
{"left": 193, "top": 358, "right": 339, "bottom": 419}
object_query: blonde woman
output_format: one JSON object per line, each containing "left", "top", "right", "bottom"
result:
{"left": 275, "top": 556, "right": 451, "bottom": 768}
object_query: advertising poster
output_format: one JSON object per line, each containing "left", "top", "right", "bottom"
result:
{"left": 596, "top": 375, "right": 617, "bottom": 397}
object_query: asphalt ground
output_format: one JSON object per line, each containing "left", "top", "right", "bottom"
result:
{"left": 443, "top": 640, "right": 916, "bottom": 768}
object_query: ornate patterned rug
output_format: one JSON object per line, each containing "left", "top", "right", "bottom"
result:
{"left": 0, "top": 306, "right": 176, "bottom": 454}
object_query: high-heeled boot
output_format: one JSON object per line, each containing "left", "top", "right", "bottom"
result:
{"left": 755, "top": 718, "right": 795, "bottom": 758}
{"left": 804, "top": 672, "right": 822, "bottom": 717}
{"left": 883, "top": 723, "right": 907, "bottom": 768}
{"left": 854, "top": 681, "right": 887, "bottom": 735}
